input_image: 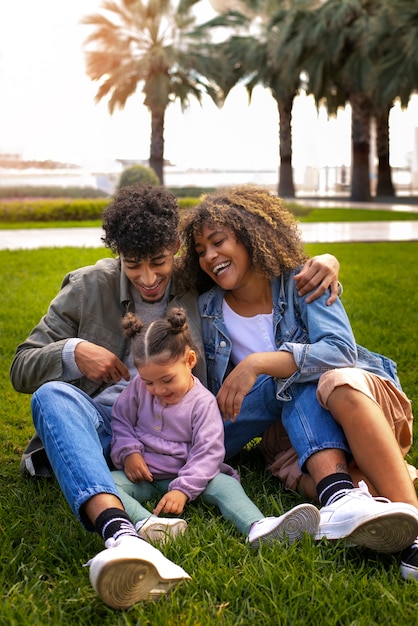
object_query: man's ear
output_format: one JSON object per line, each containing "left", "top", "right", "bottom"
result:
{"left": 173, "top": 239, "right": 181, "bottom": 254}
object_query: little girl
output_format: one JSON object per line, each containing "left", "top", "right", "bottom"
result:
{"left": 110, "top": 308, "right": 320, "bottom": 546}
{"left": 179, "top": 184, "right": 418, "bottom": 578}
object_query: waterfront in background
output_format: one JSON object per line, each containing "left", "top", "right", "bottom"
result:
{"left": 0, "top": 164, "right": 416, "bottom": 197}
{"left": 0, "top": 166, "right": 280, "bottom": 194}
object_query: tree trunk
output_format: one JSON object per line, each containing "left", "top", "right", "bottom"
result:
{"left": 149, "top": 106, "right": 165, "bottom": 185}
{"left": 375, "top": 106, "right": 395, "bottom": 197}
{"left": 349, "top": 92, "right": 371, "bottom": 202}
{"left": 275, "top": 92, "right": 295, "bottom": 198}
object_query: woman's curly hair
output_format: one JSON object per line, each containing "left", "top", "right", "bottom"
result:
{"left": 102, "top": 183, "right": 179, "bottom": 259}
{"left": 179, "top": 185, "right": 308, "bottom": 293}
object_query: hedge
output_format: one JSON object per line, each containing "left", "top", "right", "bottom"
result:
{"left": 0, "top": 197, "right": 203, "bottom": 223}
{"left": 0, "top": 199, "right": 109, "bottom": 223}
{"left": 0, "top": 185, "right": 109, "bottom": 199}
{"left": 0, "top": 194, "right": 310, "bottom": 224}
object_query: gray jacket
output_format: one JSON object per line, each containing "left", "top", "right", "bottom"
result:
{"left": 10, "top": 257, "right": 206, "bottom": 396}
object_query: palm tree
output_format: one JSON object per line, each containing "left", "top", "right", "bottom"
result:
{"left": 267, "top": 4, "right": 317, "bottom": 197}
{"left": 368, "top": 0, "right": 418, "bottom": 196}
{"left": 374, "top": 106, "right": 394, "bottom": 197}
{"left": 290, "top": 0, "right": 378, "bottom": 201}
{"left": 293, "top": 0, "right": 418, "bottom": 200}
{"left": 368, "top": 0, "right": 418, "bottom": 108}
{"left": 202, "top": 0, "right": 317, "bottom": 198}
{"left": 81, "top": 0, "right": 222, "bottom": 184}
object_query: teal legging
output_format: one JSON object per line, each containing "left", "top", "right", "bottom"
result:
{"left": 111, "top": 470, "right": 264, "bottom": 536}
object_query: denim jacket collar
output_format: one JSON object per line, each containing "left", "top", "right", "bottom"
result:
{"left": 200, "top": 275, "right": 288, "bottom": 324}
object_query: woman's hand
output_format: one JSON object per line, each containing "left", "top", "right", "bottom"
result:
{"left": 294, "top": 254, "right": 340, "bottom": 305}
{"left": 216, "top": 358, "right": 258, "bottom": 422}
{"left": 217, "top": 352, "right": 298, "bottom": 421}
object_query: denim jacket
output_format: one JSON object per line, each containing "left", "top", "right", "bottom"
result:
{"left": 198, "top": 269, "right": 402, "bottom": 400}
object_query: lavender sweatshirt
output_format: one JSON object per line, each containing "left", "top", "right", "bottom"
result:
{"left": 110, "top": 375, "right": 239, "bottom": 501}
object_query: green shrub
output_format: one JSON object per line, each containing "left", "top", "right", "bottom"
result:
{"left": 0, "top": 197, "right": 200, "bottom": 223}
{"left": 168, "top": 186, "right": 216, "bottom": 198}
{"left": 177, "top": 197, "right": 201, "bottom": 209}
{"left": 117, "top": 165, "right": 160, "bottom": 190}
{"left": 176, "top": 197, "right": 311, "bottom": 215}
{"left": 0, "top": 196, "right": 317, "bottom": 224}
{"left": 0, "top": 198, "right": 109, "bottom": 223}
{"left": 0, "top": 185, "right": 109, "bottom": 199}
{"left": 283, "top": 201, "right": 312, "bottom": 217}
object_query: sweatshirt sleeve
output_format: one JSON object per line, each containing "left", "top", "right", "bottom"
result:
{"left": 110, "top": 377, "right": 145, "bottom": 469}
{"left": 168, "top": 386, "right": 229, "bottom": 501}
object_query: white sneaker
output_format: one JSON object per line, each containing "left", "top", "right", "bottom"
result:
{"left": 400, "top": 538, "right": 418, "bottom": 581}
{"left": 87, "top": 535, "right": 191, "bottom": 609}
{"left": 135, "top": 516, "right": 188, "bottom": 544}
{"left": 315, "top": 481, "right": 418, "bottom": 553}
{"left": 247, "top": 503, "right": 320, "bottom": 548}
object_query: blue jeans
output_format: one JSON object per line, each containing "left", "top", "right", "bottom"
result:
{"left": 31, "top": 381, "right": 121, "bottom": 530}
{"left": 223, "top": 375, "right": 351, "bottom": 470}
{"left": 112, "top": 471, "right": 263, "bottom": 535}
{"left": 32, "top": 378, "right": 349, "bottom": 531}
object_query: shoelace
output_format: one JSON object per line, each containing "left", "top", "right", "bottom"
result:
{"left": 409, "top": 538, "right": 418, "bottom": 550}
{"left": 135, "top": 515, "right": 154, "bottom": 534}
{"left": 357, "top": 480, "right": 391, "bottom": 504}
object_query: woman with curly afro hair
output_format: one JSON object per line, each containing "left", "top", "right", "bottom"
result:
{"left": 179, "top": 185, "right": 418, "bottom": 573}
{"left": 180, "top": 185, "right": 309, "bottom": 292}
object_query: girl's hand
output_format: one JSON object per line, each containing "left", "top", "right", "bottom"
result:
{"left": 124, "top": 452, "right": 153, "bottom": 483}
{"left": 294, "top": 254, "right": 340, "bottom": 306}
{"left": 154, "top": 490, "right": 187, "bottom": 516}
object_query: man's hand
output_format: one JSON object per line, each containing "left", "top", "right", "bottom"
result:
{"left": 294, "top": 254, "right": 340, "bottom": 306}
{"left": 75, "top": 341, "right": 130, "bottom": 383}
{"left": 154, "top": 490, "right": 187, "bottom": 516}
{"left": 124, "top": 453, "right": 153, "bottom": 483}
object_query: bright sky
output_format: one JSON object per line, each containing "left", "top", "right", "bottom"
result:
{"left": 0, "top": 0, "right": 416, "bottom": 173}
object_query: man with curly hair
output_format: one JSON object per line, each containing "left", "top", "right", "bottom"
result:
{"left": 10, "top": 183, "right": 339, "bottom": 610}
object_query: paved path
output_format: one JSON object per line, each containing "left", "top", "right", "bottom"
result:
{"left": 1, "top": 200, "right": 418, "bottom": 250}
{"left": 1, "top": 220, "right": 418, "bottom": 250}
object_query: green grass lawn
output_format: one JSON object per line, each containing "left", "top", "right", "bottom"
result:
{"left": 1, "top": 243, "right": 418, "bottom": 625}
{"left": 299, "top": 208, "right": 418, "bottom": 222}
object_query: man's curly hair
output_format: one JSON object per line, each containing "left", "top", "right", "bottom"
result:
{"left": 102, "top": 184, "right": 179, "bottom": 259}
{"left": 179, "top": 185, "right": 308, "bottom": 294}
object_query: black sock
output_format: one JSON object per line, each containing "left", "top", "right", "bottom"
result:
{"left": 317, "top": 473, "right": 354, "bottom": 508}
{"left": 94, "top": 507, "right": 138, "bottom": 544}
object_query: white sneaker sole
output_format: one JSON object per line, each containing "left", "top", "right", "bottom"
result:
{"left": 249, "top": 504, "right": 320, "bottom": 549}
{"left": 138, "top": 519, "right": 188, "bottom": 544}
{"left": 91, "top": 556, "right": 189, "bottom": 609}
{"left": 318, "top": 511, "right": 418, "bottom": 553}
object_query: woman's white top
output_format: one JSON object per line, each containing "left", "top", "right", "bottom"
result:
{"left": 222, "top": 299, "right": 275, "bottom": 365}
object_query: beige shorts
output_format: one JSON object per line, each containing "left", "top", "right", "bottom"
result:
{"left": 260, "top": 368, "right": 416, "bottom": 491}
